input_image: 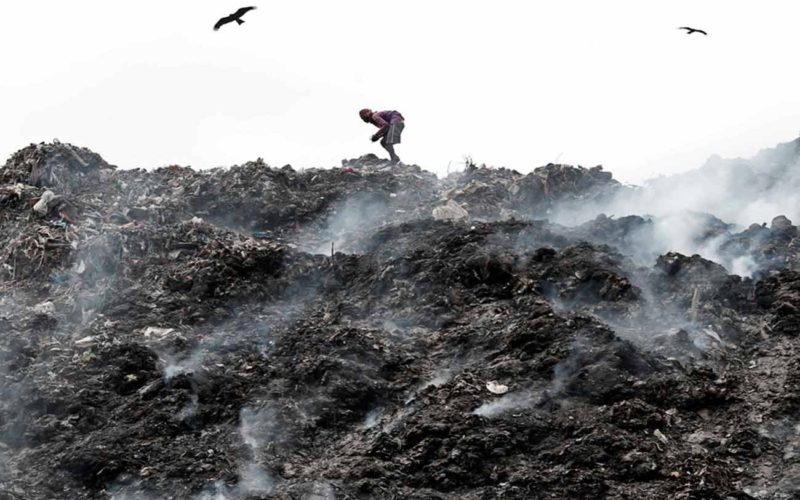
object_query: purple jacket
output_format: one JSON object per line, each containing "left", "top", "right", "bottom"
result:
{"left": 376, "top": 110, "right": 404, "bottom": 124}
{"left": 369, "top": 110, "right": 404, "bottom": 140}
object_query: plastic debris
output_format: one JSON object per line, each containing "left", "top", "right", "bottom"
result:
{"left": 486, "top": 381, "right": 510, "bottom": 395}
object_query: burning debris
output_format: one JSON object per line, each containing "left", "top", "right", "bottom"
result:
{"left": 2, "top": 139, "right": 800, "bottom": 498}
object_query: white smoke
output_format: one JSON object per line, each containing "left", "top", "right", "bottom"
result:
{"left": 472, "top": 389, "right": 539, "bottom": 418}
{"left": 108, "top": 406, "right": 280, "bottom": 500}
{"left": 405, "top": 365, "right": 459, "bottom": 404}
{"left": 576, "top": 140, "right": 800, "bottom": 227}
{"left": 234, "top": 405, "right": 279, "bottom": 496}
{"left": 159, "top": 285, "right": 320, "bottom": 390}
{"left": 548, "top": 140, "right": 800, "bottom": 277}
{"left": 473, "top": 337, "right": 595, "bottom": 418}
{"left": 304, "top": 193, "right": 392, "bottom": 255}
{"left": 176, "top": 393, "right": 200, "bottom": 422}
{"left": 163, "top": 349, "right": 205, "bottom": 381}
{"left": 185, "top": 406, "right": 279, "bottom": 500}
{"left": 362, "top": 407, "right": 383, "bottom": 429}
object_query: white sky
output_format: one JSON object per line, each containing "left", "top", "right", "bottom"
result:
{"left": 1, "top": 1, "right": 798, "bottom": 183}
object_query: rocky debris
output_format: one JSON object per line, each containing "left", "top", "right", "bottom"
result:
{"left": 755, "top": 271, "right": 800, "bottom": 336}
{"left": 0, "top": 141, "right": 114, "bottom": 195}
{"left": 109, "top": 157, "right": 439, "bottom": 236}
{"left": 2, "top": 141, "right": 800, "bottom": 499}
{"left": 523, "top": 242, "right": 641, "bottom": 306}
{"left": 771, "top": 215, "right": 795, "bottom": 233}
{"left": 720, "top": 214, "right": 800, "bottom": 276}
{"left": 440, "top": 162, "right": 521, "bottom": 219}
{"left": 440, "top": 161, "right": 621, "bottom": 220}
{"left": 568, "top": 214, "right": 653, "bottom": 245}
{"left": 432, "top": 200, "right": 469, "bottom": 221}
{"left": 655, "top": 252, "right": 731, "bottom": 284}
{"left": 513, "top": 163, "right": 618, "bottom": 212}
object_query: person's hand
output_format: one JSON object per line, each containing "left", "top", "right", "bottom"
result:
{"left": 370, "top": 135, "right": 379, "bottom": 142}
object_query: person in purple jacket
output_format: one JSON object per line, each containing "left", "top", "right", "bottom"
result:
{"left": 359, "top": 108, "right": 405, "bottom": 164}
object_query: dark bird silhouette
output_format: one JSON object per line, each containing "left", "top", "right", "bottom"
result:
{"left": 214, "top": 6, "right": 257, "bottom": 31}
{"left": 678, "top": 26, "right": 708, "bottom": 35}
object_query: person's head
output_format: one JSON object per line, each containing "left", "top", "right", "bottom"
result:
{"left": 359, "top": 108, "right": 372, "bottom": 122}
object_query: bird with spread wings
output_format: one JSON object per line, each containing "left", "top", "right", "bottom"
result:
{"left": 678, "top": 26, "right": 708, "bottom": 35}
{"left": 214, "top": 7, "right": 257, "bottom": 31}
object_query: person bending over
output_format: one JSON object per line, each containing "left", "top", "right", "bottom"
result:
{"left": 359, "top": 108, "right": 405, "bottom": 164}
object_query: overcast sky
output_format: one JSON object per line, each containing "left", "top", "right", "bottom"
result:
{"left": 1, "top": 1, "right": 798, "bottom": 183}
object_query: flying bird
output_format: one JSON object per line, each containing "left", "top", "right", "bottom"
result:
{"left": 214, "top": 6, "right": 257, "bottom": 31}
{"left": 678, "top": 26, "right": 708, "bottom": 35}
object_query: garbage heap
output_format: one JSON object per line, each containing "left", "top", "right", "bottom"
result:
{"left": 439, "top": 161, "right": 620, "bottom": 220}
{"left": 2, "top": 141, "right": 800, "bottom": 499}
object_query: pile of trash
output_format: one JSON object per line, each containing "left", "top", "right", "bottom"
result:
{"left": 0, "top": 141, "right": 115, "bottom": 195}
{"left": 3, "top": 140, "right": 800, "bottom": 499}
{"left": 439, "top": 161, "right": 620, "bottom": 220}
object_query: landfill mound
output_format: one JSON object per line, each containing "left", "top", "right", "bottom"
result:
{"left": 2, "top": 142, "right": 800, "bottom": 499}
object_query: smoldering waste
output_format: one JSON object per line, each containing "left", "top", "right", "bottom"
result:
{"left": 2, "top": 140, "right": 800, "bottom": 499}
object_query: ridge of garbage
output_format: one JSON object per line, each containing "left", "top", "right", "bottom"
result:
{"left": 2, "top": 140, "right": 800, "bottom": 499}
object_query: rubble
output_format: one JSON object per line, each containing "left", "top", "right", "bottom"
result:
{"left": 1, "top": 140, "right": 800, "bottom": 498}
{"left": 432, "top": 200, "right": 469, "bottom": 221}
{"left": 440, "top": 161, "right": 621, "bottom": 220}
{"left": 0, "top": 141, "right": 114, "bottom": 194}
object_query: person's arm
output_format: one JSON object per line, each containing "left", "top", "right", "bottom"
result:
{"left": 370, "top": 114, "right": 390, "bottom": 141}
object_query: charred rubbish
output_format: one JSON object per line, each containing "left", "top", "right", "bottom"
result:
{"left": 1, "top": 141, "right": 800, "bottom": 498}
